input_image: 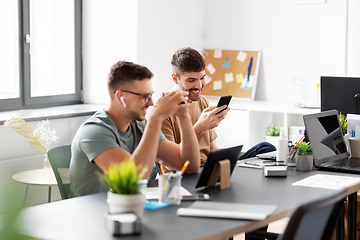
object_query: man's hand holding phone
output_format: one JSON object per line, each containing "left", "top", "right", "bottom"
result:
{"left": 193, "top": 95, "right": 231, "bottom": 139}
{"left": 216, "top": 95, "right": 232, "bottom": 115}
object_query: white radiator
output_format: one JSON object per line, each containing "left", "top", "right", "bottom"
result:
{"left": 0, "top": 154, "right": 44, "bottom": 189}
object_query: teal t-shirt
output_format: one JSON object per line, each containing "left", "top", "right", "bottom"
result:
{"left": 70, "top": 110, "right": 166, "bottom": 197}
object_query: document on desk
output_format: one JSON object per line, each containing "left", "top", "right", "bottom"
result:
{"left": 177, "top": 201, "right": 277, "bottom": 220}
{"left": 237, "top": 159, "right": 275, "bottom": 169}
{"left": 292, "top": 174, "right": 360, "bottom": 190}
{"left": 145, "top": 186, "right": 191, "bottom": 200}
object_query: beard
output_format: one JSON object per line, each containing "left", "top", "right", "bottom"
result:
{"left": 127, "top": 106, "right": 147, "bottom": 121}
{"left": 188, "top": 88, "right": 202, "bottom": 102}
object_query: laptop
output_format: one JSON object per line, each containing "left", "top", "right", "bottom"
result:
{"left": 195, "top": 145, "right": 243, "bottom": 188}
{"left": 303, "top": 110, "right": 360, "bottom": 174}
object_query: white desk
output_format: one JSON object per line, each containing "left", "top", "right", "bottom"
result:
{"left": 13, "top": 168, "right": 70, "bottom": 205}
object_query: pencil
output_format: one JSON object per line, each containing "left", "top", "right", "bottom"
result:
{"left": 287, "top": 135, "right": 305, "bottom": 159}
{"left": 180, "top": 160, "right": 190, "bottom": 174}
{"left": 158, "top": 160, "right": 165, "bottom": 176}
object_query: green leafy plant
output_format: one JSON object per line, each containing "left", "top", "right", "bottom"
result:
{"left": 297, "top": 142, "right": 312, "bottom": 156}
{"left": 339, "top": 112, "right": 348, "bottom": 136}
{"left": 96, "top": 158, "right": 147, "bottom": 194}
{"left": 266, "top": 123, "right": 280, "bottom": 136}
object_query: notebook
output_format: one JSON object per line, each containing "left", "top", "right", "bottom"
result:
{"left": 177, "top": 201, "right": 277, "bottom": 220}
{"left": 303, "top": 110, "right": 360, "bottom": 173}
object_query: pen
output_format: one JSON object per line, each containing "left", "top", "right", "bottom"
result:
{"left": 245, "top": 162, "right": 261, "bottom": 167}
{"left": 180, "top": 160, "right": 190, "bottom": 174}
{"left": 287, "top": 135, "right": 305, "bottom": 159}
{"left": 247, "top": 56, "right": 253, "bottom": 83}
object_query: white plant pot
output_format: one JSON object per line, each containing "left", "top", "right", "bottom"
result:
{"left": 266, "top": 136, "right": 279, "bottom": 147}
{"left": 107, "top": 192, "right": 145, "bottom": 217}
{"left": 344, "top": 133, "right": 350, "bottom": 155}
{"left": 296, "top": 155, "right": 313, "bottom": 171}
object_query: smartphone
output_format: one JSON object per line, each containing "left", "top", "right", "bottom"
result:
{"left": 181, "top": 194, "right": 210, "bottom": 201}
{"left": 216, "top": 95, "right": 232, "bottom": 114}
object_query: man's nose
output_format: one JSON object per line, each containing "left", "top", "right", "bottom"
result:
{"left": 193, "top": 80, "right": 202, "bottom": 89}
{"left": 147, "top": 98, "right": 154, "bottom": 106}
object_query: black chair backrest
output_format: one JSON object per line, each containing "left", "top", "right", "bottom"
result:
{"left": 47, "top": 145, "right": 71, "bottom": 200}
{"left": 280, "top": 189, "right": 347, "bottom": 240}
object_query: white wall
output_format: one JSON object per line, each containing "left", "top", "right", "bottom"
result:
{"left": 83, "top": 0, "right": 359, "bottom": 104}
{"left": 136, "top": 0, "right": 205, "bottom": 100}
{"left": 204, "top": 0, "right": 348, "bottom": 103}
{"left": 347, "top": 0, "right": 360, "bottom": 76}
{"left": 82, "top": 0, "right": 138, "bottom": 104}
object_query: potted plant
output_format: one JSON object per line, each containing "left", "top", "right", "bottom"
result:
{"left": 97, "top": 158, "right": 147, "bottom": 217}
{"left": 296, "top": 142, "right": 313, "bottom": 171}
{"left": 266, "top": 123, "right": 280, "bottom": 146}
{"left": 339, "top": 112, "right": 350, "bottom": 154}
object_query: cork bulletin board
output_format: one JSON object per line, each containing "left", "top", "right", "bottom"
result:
{"left": 202, "top": 49, "right": 261, "bottom": 100}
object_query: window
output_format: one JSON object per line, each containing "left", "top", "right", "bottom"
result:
{"left": 0, "top": 0, "right": 82, "bottom": 111}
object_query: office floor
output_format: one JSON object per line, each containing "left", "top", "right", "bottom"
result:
{"left": 234, "top": 217, "right": 289, "bottom": 240}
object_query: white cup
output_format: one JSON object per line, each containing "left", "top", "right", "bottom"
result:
{"left": 349, "top": 137, "right": 360, "bottom": 158}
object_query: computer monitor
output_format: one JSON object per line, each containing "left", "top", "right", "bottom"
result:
{"left": 321, "top": 76, "right": 360, "bottom": 115}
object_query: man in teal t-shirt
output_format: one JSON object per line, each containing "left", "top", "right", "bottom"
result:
{"left": 70, "top": 61, "right": 200, "bottom": 197}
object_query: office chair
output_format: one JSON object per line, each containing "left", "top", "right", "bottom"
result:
{"left": 47, "top": 145, "right": 71, "bottom": 200}
{"left": 247, "top": 189, "right": 347, "bottom": 240}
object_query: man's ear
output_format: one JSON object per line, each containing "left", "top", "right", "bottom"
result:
{"left": 172, "top": 73, "right": 178, "bottom": 84}
{"left": 114, "top": 90, "right": 121, "bottom": 102}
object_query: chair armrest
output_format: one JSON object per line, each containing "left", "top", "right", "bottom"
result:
{"left": 246, "top": 230, "right": 279, "bottom": 240}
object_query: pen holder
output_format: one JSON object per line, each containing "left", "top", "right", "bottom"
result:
{"left": 158, "top": 172, "right": 181, "bottom": 205}
{"left": 287, "top": 146, "right": 298, "bottom": 167}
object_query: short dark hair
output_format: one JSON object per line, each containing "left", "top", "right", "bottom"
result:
{"left": 107, "top": 61, "right": 153, "bottom": 97}
{"left": 171, "top": 47, "right": 205, "bottom": 76}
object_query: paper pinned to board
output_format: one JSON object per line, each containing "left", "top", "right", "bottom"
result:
{"left": 205, "top": 75, "right": 212, "bottom": 85}
{"left": 237, "top": 51, "right": 247, "bottom": 62}
{"left": 236, "top": 73, "right": 245, "bottom": 84}
{"left": 213, "top": 80, "right": 222, "bottom": 90}
{"left": 214, "top": 49, "right": 222, "bottom": 58}
{"left": 241, "top": 75, "right": 254, "bottom": 89}
{"left": 206, "top": 63, "right": 216, "bottom": 75}
{"left": 225, "top": 72, "right": 234, "bottom": 83}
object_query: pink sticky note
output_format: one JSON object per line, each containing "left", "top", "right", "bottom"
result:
{"left": 214, "top": 49, "right": 222, "bottom": 59}
{"left": 205, "top": 75, "right": 212, "bottom": 85}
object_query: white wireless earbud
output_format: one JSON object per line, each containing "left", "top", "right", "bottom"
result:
{"left": 120, "top": 96, "right": 127, "bottom": 107}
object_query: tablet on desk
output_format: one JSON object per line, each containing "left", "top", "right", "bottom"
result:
{"left": 195, "top": 145, "right": 243, "bottom": 188}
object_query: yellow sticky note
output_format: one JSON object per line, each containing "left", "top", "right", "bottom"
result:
{"left": 236, "top": 73, "right": 244, "bottom": 83}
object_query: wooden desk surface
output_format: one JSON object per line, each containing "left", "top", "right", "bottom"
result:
{"left": 14, "top": 166, "right": 360, "bottom": 240}
{"left": 13, "top": 168, "right": 70, "bottom": 187}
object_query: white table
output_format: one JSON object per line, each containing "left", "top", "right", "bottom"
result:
{"left": 13, "top": 168, "right": 70, "bottom": 205}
